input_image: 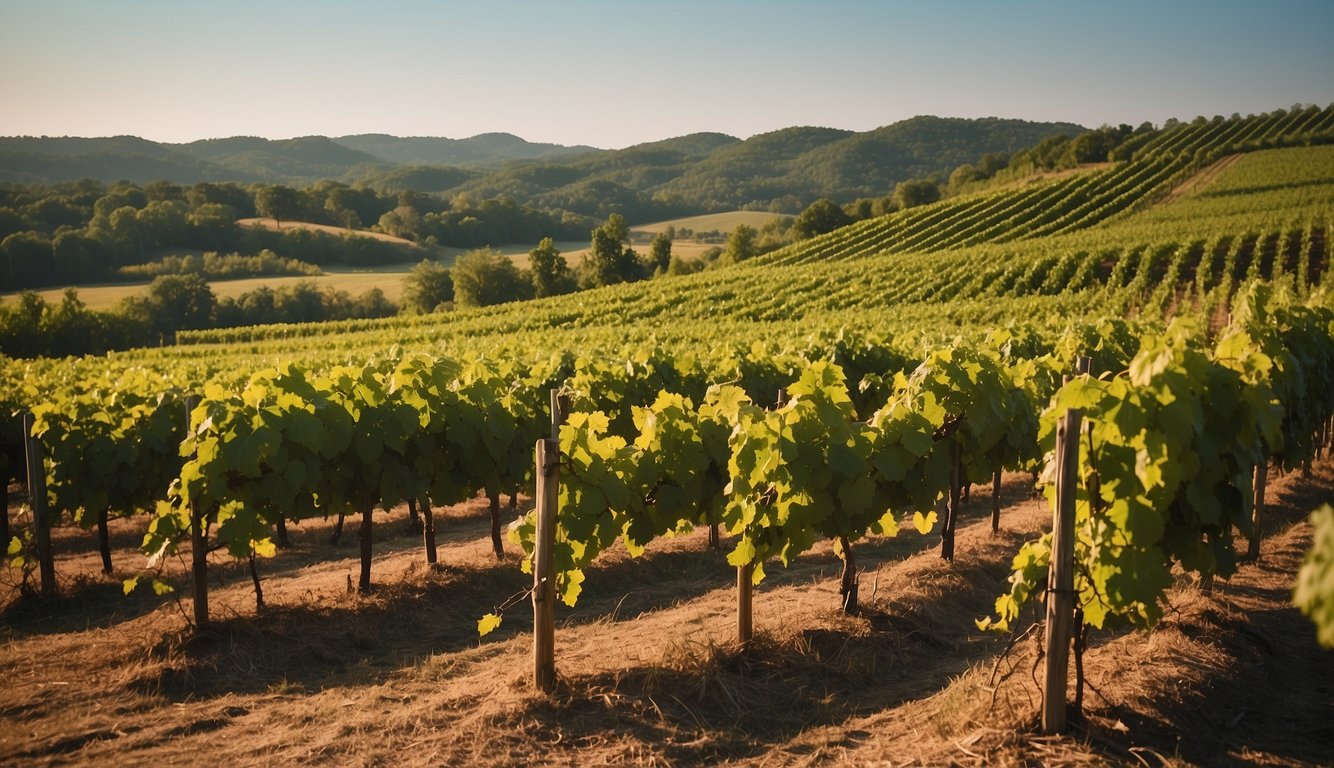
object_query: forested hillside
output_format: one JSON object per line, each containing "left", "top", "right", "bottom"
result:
{"left": 0, "top": 116, "right": 1081, "bottom": 217}
{"left": 427, "top": 116, "right": 1084, "bottom": 217}
{"left": 334, "top": 132, "right": 598, "bottom": 168}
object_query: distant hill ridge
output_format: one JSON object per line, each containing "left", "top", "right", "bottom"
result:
{"left": 414, "top": 117, "right": 1085, "bottom": 217}
{"left": 334, "top": 132, "right": 599, "bottom": 168}
{"left": 0, "top": 116, "right": 1085, "bottom": 218}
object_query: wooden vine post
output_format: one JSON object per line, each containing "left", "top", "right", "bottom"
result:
{"left": 1042, "top": 356, "right": 1089, "bottom": 735}
{"left": 990, "top": 469, "right": 1003, "bottom": 534}
{"left": 941, "top": 440, "right": 963, "bottom": 560}
{"left": 737, "top": 562, "right": 754, "bottom": 645}
{"left": 733, "top": 391, "right": 788, "bottom": 642}
{"left": 185, "top": 396, "right": 210, "bottom": 630}
{"left": 419, "top": 497, "right": 438, "bottom": 566}
{"left": 22, "top": 413, "right": 55, "bottom": 596}
{"left": 532, "top": 390, "right": 566, "bottom": 693}
{"left": 1248, "top": 458, "right": 1267, "bottom": 561}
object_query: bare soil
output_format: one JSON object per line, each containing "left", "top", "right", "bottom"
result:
{"left": 1, "top": 462, "right": 1330, "bottom": 767}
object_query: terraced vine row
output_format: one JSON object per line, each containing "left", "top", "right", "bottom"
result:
{"left": 762, "top": 106, "right": 1334, "bottom": 268}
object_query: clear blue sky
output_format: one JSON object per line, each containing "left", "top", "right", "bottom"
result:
{"left": 1, "top": 0, "right": 1331, "bottom": 148}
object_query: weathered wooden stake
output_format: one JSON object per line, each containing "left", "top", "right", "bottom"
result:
{"left": 1042, "top": 408, "right": 1081, "bottom": 734}
{"left": 737, "top": 562, "right": 754, "bottom": 645}
{"left": 1248, "top": 459, "right": 1267, "bottom": 561}
{"left": 96, "top": 507, "right": 112, "bottom": 574}
{"left": 487, "top": 492, "right": 504, "bottom": 560}
{"left": 941, "top": 441, "right": 962, "bottom": 561}
{"left": 421, "top": 497, "right": 437, "bottom": 566}
{"left": 1042, "top": 356, "right": 1088, "bottom": 735}
{"left": 990, "top": 469, "right": 1003, "bottom": 534}
{"left": 533, "top": 437, "right": 558, "bottom": 693}
{"left": 358, "top": 505, "right": 373, "bottom": 593}
{"left": 532, "top": 389, "right": 566, "bottom": 693}
{"left": 23, "top": 413, "right": 55, "bottom": 596}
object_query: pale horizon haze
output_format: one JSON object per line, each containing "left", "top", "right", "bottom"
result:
{"left": 1, "top": 0, "right": 1332, "bottom": 149}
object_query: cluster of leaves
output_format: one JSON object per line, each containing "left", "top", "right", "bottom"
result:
{"left": 1294, "top": 504, "right": 1334, "bottom": 648}
{"left": 983, "top": 312, "right": 1319, "bottom": 633}
{"left": 508, "top": 386, "right": 750, "bottom": 614}
{"left": 30, "top": 368, "right": 184, "bottom": 542}
{"left": 894, "top": 346, "right": 1040, "bottom": 485}
{"left": 1216, "top": 282, "right": 1334, "bottom": 468}
{"left": 0, "top": 366, "right": 186, "bottom": 583}
{"left": 505, "top": 347, "right": 1039, "bottom": 626}
{"left": 144, "top": 353, "right": 546, "bottom": 587}
{"left": 724, "top": 363, "right": 914, "bottom": 577}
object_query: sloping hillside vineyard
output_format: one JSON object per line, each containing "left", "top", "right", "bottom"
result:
{"left": 5, "top": 107, "right": 1334, "bottom": 748}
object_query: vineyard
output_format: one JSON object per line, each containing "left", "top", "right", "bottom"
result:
{"left": 3, "top": 108, "right": 1334, "bottom": 766}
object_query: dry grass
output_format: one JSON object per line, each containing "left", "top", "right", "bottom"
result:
{"left": 629, "top": 212, "right": 793, "bottom": 237}
{"left": 236, "top": 218, "right": 423, "bottom": 247}
{"left": 3, "top": 264, "right": 425, "bottom": 311}
{"left": 1, "top": 463, "right": 1331, "bottom": 766}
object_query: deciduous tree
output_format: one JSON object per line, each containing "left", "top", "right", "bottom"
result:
{"left": 720, "top": 223, "right": 759, "bottom": 265}
{"left": 529, "top": 237, "right": 571, "bottom": 298}
{"left": 400, "top": 259, "right": 454, "bottom": 313}
{"left": 584, "top": 214, "right": 641, "bottom": 286}
{"left": 451, "top": 248, "right": 532, "bottom": 308}
{"left": 254, "top": 184, "right": 302, "bottom": 229}
{"left": 649, "top": 232, "right": 672, "bottom": 274}
{"left": 792, "top": 198, "right": 852, "bottom": 240}
{"left": 892, "top": 178, "right": 941, "bottom": 210}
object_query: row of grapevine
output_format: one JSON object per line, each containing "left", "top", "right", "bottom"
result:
{"left": 753, "top": 108, "right": 1333, "bottom": 269}
{"left": 503, "top": 287, "right": 1332, "bottom": 718}
{"left": 506, "top": 319, "right": 1145, "bottom": 630}
{"left": 983, "top": 285, "right": 1334, "bottom": 727}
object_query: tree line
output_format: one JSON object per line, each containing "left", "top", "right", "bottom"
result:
{"left": 0, "top": 277, "right": 395, "bottom": 358}
{"left": 0, "top": 178, "right": 590, "bottom": 292}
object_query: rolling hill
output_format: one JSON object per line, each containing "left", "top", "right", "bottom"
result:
{"left": 0, "top": 116, "right": 1083, "bottom": 218}
{"left": 438, "top": 116, "right": 1085, "bottom": 217}
{"left": 334, "top": 132, "right": 598, "bottom": 167}
{"left": 0, "top": 132, "right": 590, "bottom": 185}
{"left": 177, "top": 135, "right": 388, "bottom": 180}
{"left": 0, "top": 135, "right": 239, "bottom": 184}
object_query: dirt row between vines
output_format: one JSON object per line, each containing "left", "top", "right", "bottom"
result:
{"left": 1, "top": 461, "right": 1331, "bottom": 767}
